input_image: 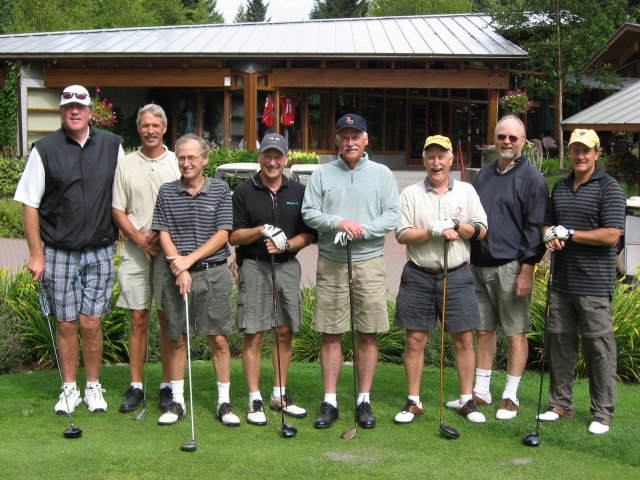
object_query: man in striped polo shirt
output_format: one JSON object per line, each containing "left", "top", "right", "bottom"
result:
{"left": 540, "top": 129, "right": 625, "bottom": 435}
{"left": 152, "top": 134, "right": 240, "bottom": 427}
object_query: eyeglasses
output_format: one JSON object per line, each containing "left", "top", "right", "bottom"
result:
{"left": 177, "top": 154, "right": 203, "bottom": 164}
{"left": 495, "top": 134, "right": 524, "bottom": 143}
{"left": 62, "top": 92, "right": 89, "bottom": 100}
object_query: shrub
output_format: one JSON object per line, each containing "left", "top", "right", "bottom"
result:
{"left": 541, "top": 158, "right": 560, "bottom": 176}
{"left": 0, "top": 156, "right": 26, "bottom": 198}
{"left": 205, "top": 147, "right": 258, "bottom": 176}
{"left": 288, "top": 151, "right": 320, "bottom": 167}
{"left": 603, "top": 151, "right": 640, "bottom": 191}
{"left": 0, "top": 269, "right": 27, "bottom": 373}
{"left": 0, "top": 199, "right": 24, "bottom": 238}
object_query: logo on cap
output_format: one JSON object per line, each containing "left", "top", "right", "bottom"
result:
{"left": 346, "top": 117, "right": 354, "bottom": 124}
{"left": 579, "top": 131, "right": 586, "bottom": 136}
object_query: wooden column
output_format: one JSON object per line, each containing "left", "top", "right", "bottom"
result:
{"left": 245, "top": 75, "right": 257, "bottom": 151}
{"left": 488, "top": 89, "right": 499, "bottom": 142}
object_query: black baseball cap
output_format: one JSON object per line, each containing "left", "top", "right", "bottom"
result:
{"left": 260, "top": 133, "right": 288, "bottom": 154}
{"left": 336, "top": 114, "right": 367, "bottom": 133}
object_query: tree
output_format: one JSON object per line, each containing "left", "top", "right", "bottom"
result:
{"left": 309, "top": 0, "right": 368, "bottom": 19}
{"left": 368, "top": 0, "right": 471, "bottom": 16}
{"left": 234, "top": 0, "right": 270, "bottom": 22}
{"left": 489, "top": 0, "right": 628, "bottom": 168}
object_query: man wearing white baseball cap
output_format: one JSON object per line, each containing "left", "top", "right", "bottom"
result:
{"left": 540, "top": 129, "right": 625, "bottom": 435}
{"left": 15, "top": 85, "right": 124, "bottom": 415}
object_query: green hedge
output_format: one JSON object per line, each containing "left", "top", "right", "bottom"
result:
{"left": 0, "top": 157, "right": 26, "bottom": 199}
{"left": 0, "top": 199, "right": 23, "bottom": 238}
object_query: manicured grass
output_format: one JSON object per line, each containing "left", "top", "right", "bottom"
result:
{"left": 1, "top": 360, "right": 639, "bottom": 479}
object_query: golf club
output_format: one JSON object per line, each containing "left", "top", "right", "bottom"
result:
{"left": 341, "top": 239, "right": 358, "bottom": 440}
{"left": 439, "top": 240, "right": 460, "bottom": 440}
{"left": 271, "top": 256, "right": 297, "bottom": 438}
{"left": 523, "top": 253, "right": 555, "bottom": 447}
{"left": 39, "top": 284, "right": 82, "bottom": 439}
{"left": 180, "top": 292, "right": 197, "bottom": 452}
{"left": 134, "top": 259, "right": 154, "bottom": 421}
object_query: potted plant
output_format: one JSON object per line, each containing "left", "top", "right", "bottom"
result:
{"left": 499, "top": 89, "right": 534, "bottom": 116}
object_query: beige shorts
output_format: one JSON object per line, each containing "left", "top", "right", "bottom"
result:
{"left": 472, "top": 260, "right": 532, "bottom": 336}
{"left": 312, "top": 255, "right": 389, "bottom": 334}
{"left": 116, "top": 239, "right": 167, "bottom": 311}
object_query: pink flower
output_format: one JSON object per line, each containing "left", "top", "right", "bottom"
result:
{"left": 507, "top": 91, "right": 513, "bottom": 95}
{"left": 96, "top": 88, "right": 100, "bottom": 93}
{"left": 516, "top": 89, "right": 522, "bottom": 93}
{"left": 108, "top": 103, "right": 112, "bottom": 108}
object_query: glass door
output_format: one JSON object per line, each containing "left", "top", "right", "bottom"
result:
{"left": 408, "top": 101, "right": 428, "bottom": 165}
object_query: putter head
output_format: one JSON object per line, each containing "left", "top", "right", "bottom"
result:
{"left": 180, "top": 440, "right": 197, "bottom": 452}
{"left": 522, "top": 432, "right": 540, "bottom": 447}
{"left": 63, "top": 427, "right": 83, "bottom": 439}
{"left": 340, "top": 426, "right": 357, "bottom": 440}
{"left": 439, "top": 421, "right": 460, "bottom": 439}
{"left": 133, "top": 408, "right": 146, "bottom": 421}
{"left": 281, "top": 422, "right": 297, "bottom": 438}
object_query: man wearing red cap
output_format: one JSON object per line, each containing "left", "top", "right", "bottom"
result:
{"left": 540, "top": 129, "right": 625, "bottom": 435}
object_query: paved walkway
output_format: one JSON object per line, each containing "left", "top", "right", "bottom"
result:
{"left": 0, "top": 233, "right": 408, "bottom": 298}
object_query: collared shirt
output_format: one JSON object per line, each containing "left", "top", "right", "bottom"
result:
{"left": 396, "top": 176, "right": 488, "bottom": 269}
{"left": 152, "top": 176, "right": 232, "bottom": 263}
{"left": 112, "top": 146, "right": 181, "bottom": 234}
{"left": 232, "top": 173, "right": 316, "bottom": 258}
{"left": 498, "top": 157, "right": 518, "bottom": 174}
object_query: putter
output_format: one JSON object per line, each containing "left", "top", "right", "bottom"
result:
{"left": 39, "top": 285, "right": 82, "bottom": 439}
{"left": 341, "top": 239, "right": 358, "bottom": 440}
{"left": 180, "top": 293, "right": 197, "bottom": 452}
{"left": 523, "top": 253, "right": 555, "bottom": 447}
{"left": 134, "top": 260, "right": 154, "bottom": 421}
{"left": 439, "top": 240, "right": 460, "bottom": 440}
{"left": 271, "top": 256, "right": 297, "bottom": 438}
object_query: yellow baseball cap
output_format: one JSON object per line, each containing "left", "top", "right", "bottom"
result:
{"left": 569, "top": 129, "right": 600, "bottom": 148}
{"left": 423, "top": 135, "right": 452, "bottom": 151}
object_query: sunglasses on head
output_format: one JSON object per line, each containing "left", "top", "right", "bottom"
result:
{"left": 495, "top": 134, "right": 523, "bottom": 143}
{"left": 62, "top": 92, "right": 89, "bottom": 100}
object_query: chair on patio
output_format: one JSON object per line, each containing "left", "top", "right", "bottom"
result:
{"left": 531, "top": 138, "right": 546, "bottom": 158}
{"left": 613, "top": 139, "right": 630, "bottom": 154}
{"left": 543, "top": 136, "right": 558, "bottom": 157}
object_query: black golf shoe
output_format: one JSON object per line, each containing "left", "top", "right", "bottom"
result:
{"left": 119, "top": 386, "right": 144, "bottom": 413}
{"left": 158, "top": 386, "right": 173, "bottom": 413}
{"left": 314, "top": 402, "right": 339, "bottom": 429}
{"left": 158, "top": 402, "right": 186, "bottom": 425}
{"left": 356, "top": 401, "right": 376, "bottom": 428}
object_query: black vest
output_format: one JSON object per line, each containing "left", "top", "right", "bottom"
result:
{"left": 34, "top": 127, "right": 121, "bottom": 250}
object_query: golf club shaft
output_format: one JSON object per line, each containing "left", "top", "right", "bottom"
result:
{"left": 183, "top": 293, "right": 195, "bottom": 443}
{"left": 142, "top": 260, "right": 154, "bottom": 407}
{"left": 439, "top": 240, "right": 448, "bottom": 422}
{"left": 534, "top": 253, "right": 555, "bottom": 432}
{"left": 271, "top": 256, "right": 285, "bottom": 424}
{"left": 347, "top": 240, "right": 357, "bottom": 428}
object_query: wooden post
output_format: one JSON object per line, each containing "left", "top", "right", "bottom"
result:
{"left": 488, "top": 89, "right": 499, "bottom": 143}
{"left": 245, "top": 75, "right": 257, "bottom": 151}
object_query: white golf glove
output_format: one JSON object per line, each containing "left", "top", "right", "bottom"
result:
{"left": 543, "top": 225, "right": 570, "bottom": 243}
{"left": 334, "top": 231, "right": 353, "bottom": 246}
{"left": 429, "top": 219, "right": 456, "bottom": 237}
{"left": 261, "top": 224, "right": 288, "bottom": 251}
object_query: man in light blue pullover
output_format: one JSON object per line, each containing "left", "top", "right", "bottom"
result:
{"left": 302, "top": 114, "right": 400, "bottom": 430}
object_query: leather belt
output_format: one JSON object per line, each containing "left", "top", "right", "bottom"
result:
{"left": 412, "top": 260, "right": 469, "bottom": 275}
{"left": 243, "top": 252, "right": 293, "bottom": 264}
{"left": 188, "top": 260, "right": 227, "bottom": 272}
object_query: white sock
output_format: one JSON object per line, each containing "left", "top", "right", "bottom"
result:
{"left": 131, "top": 382, "right": 143, "bottom": 390}
{"left": 460, "top": 394, "right": 472, "bottom": 404}
{"left": 324, "top": 394, "right": 337, "bottom": 408}
{"left": 86, "top": 381, "right": 100, "bottom": 389}
{"left": 170, "top": 380, "right": 185, "bottom": 406}
{"left": 474, "top": 368, "right": 492, "bottom": 395}
{"left": 160, "top": 382, "right": 171, "bottom": 389}
{"left": 503, "top": 375, "right": 522, "bottom": 401}
{"left": 272, "top": 386, "right": 285, "bottom": 399}
{"left": 408, "top": 395, "right": 422, "bottom": 408}
{"left": 249, "top": 391, "right": 262, "bottom": 403}
{"left": 217, "top": 382, "right": 230, "bottom": 405}
{"left": 63, "top": 382, "right": 77, "bottom": 391}
{"left": 357, "top": 392, "right": 370, "bottom": 405}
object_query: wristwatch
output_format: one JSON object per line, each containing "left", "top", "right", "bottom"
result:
{"left": 284, "top": 241, "right": 291, "bottom": 252}
{"left": 452, "top": 219, "right": 460, "bottom": 231}
{"left": 567, "top": 229, "right": 576, "bottom": 241}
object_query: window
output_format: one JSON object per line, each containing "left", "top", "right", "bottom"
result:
{"left": 202, "top": 91, "right": 224, "bottom": 146}
{"left": 279, "top": 92, "right": 303, "bottom": 150}
{"left": 308, "top": 93, "right": 332, "bottom": 151}
{"left": 361, "top": 97, "right": 383, "bottom": 151}
{"left": 385, "top": 98, "right": 406, "bottom": 151}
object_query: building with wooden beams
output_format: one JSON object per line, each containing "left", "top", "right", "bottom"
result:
{"left": 0, "top": 14, "right": 529, "bottom": 166}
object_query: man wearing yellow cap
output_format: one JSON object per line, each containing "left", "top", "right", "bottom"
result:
{"left": 393, "top": 135, "right": 488, "bottom": 424}
{"left": 540, "top": 129, "right": 625, "bottom": 435}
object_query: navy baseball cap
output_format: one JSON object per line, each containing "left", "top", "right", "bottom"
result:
{"left": 260, "top": 133, "right": 288, "bottom": 155}
{"left": 336, "top": 114, "right": 367, "bottom": 133}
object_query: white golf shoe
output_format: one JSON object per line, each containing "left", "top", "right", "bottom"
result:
{"left": 588, "top": 417, "right": 610, "bottom": 435}
{"left": 84, "top": 383, "right": 107, "bottom": 412}
{"left": 448, "top": 398, "right": 486, "bottom": 423}
{"left": 54, "top": 387, "right": 82, "bottom": 414}
{"left": 247, "top": 399, "right": 267, "bottom": 426}
{"left": 496, "top": 398, "right": 519, "bottom": 420}
{"left": 394, "top": 399, "right": 424, "bottom": 424}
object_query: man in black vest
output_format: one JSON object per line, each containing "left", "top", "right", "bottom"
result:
{"left": 15, "top": 85, "right": 124, "bottom": 415}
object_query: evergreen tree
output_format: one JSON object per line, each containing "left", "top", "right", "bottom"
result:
{"left": 368, "top": 0, "right": 470, "bottom": 16}
{"left": 309, "top": 0, "right": 368, "bottom": 19}
{"left": 235, "top": 0, "right": 270, "bottom": 22}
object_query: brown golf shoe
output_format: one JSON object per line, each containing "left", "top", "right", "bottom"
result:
{"left": 536, "top": 406, "right": 574, "bottom": 422}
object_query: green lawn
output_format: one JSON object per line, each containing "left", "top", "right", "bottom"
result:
{"left": 1, "top": 361, "right": 639, "bottom": 479}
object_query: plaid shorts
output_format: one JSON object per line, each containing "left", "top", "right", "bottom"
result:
{"left": 40, "top": 245, "right": 115, "bottom": 322}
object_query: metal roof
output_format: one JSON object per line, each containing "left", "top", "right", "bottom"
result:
{"left": 562, "top": 80, "right": 640, "bottom": 131}
{"left": 0, "top": 15, "right": 528, "bottom": 60}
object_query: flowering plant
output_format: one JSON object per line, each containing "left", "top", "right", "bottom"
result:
{"left": 603, "top": 151, "right": 640, "bottom": 189}
{"left": 499, "top": 89, "right": 534, "bottom": 115}
{"left": 477, "top": 144, "right": 496, "bottom": 151}
{"left": 91, "top": 88, "right": 117, "bottom": 129}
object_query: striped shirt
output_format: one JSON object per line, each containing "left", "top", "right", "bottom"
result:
{"left": 545, "top": 166, "right": 625, "bottom": 297}
{"left": 152, "top": 176, "right": 232, "bottom": 263}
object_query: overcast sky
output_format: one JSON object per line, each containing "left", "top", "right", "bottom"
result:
{"left": 217, "top": 0, "right": 314, "bottom": 23}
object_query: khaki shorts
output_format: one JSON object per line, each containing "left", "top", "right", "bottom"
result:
{"left": 312, "top": 255, "right": 389, "bottom": 334}
{"left": 116, "top": 240, "right": 167, "bottom": 310}
{"left": 162, "top": 264, "right": 233, "bottom": 340}
{"left": 472, "top": 260, "right": 532, "bottom": 336}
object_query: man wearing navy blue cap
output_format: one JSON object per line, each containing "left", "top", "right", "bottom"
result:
{"left": 302, "top": 114, "right": 400, "bottom": 429}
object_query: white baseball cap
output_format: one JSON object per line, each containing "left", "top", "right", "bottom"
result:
{"left": 60, "top": 85, "right": 92, "bottom": 107}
